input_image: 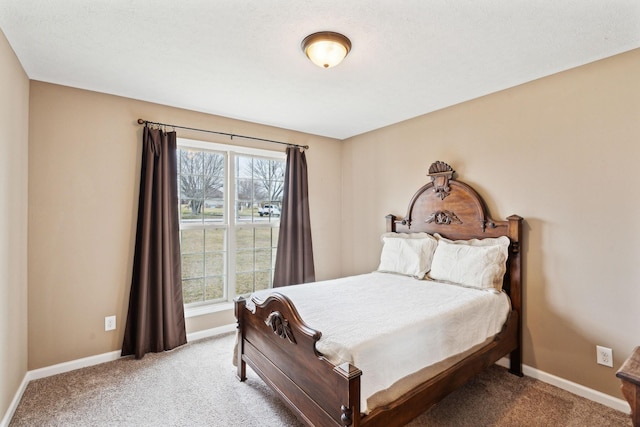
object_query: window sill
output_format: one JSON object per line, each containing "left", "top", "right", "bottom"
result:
{"left": 185, "top": 302, "right": 234, "bottom": 318}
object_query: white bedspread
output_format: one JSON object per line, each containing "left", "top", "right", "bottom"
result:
{"left": 249, "top": 272, "right": 510, "bottom": 413}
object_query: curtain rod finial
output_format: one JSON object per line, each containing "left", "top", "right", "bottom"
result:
{"left": 137, "top": 119, "right": 145, "bottom": 125}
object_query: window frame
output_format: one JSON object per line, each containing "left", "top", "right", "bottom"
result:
{"left": 177, "top": 138, "right": 286, "bottom": 317}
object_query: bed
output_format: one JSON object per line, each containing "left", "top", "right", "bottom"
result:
{"left": 234, "top": 161, "right": 523, "bottom": 426}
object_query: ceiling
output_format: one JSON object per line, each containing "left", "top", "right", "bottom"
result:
{"left": 1, "top": 1, "right": 638, "bottom": 140}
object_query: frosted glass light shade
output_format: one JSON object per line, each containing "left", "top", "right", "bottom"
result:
{"left": 302, "top": 32, "right": 351, "bottom": 69}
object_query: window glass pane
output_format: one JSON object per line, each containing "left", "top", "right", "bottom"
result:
{"left": 236, "top": 156, "right": 253, "bottom": 179}
{"left": 202, "top": 151, "right": 224, "bottom": 178}
{"left": 182, "top": 253, "right": 204, "bottom": 279}
{"left": 255, "top": 270, "right": 271, "bottom": 291}
{"left": 181, "top": 175, "right": 204, "bottom": 202}
{"left": 205, "top": 252, "right": 224, "bottom": 276}
{"left": 204, "top": 228, "right": 225, "bottom": 252}
{"left": 236, "top": 272, "right": 254, "bottom": 295}
{"left": 181, "top": 229, "right": 203, "bottom": 254}
{"left": 205, "top": 276, "right": 224, "bottom": 301}
{"left": 183, "top": 278, "right": 204, "bottom": 304}
{"left": 180, "top": 150, "right": 204, "bottom": 175}
{"left": 203, "top": 195, "right": 224, "bottom": 223}
{"left": 255, "top": 228, "right": 273, "bottom": 248}
{"left": 235, "top": 228, "right": 254, "bottom": 250}
{"left": 180, "top": 200, "right": 196, "bottom": 222}
{"left": 235, "top": 250, "right": 254, "bottom": 272}
{"left": 235, "top": 178, "right": 254, "bottom": 200}
{"left": 256, "top": 159, "right": 285, "bottom": 202}
{"left": 181, "top": 177, "right": 205, "bottom": 222}
{"left": 236, "top": 177, "right": 256, "bottom": 222}
{"left": 236, "top": 156, "right": 255, "bottom": 222}
{"left": 255, "top": 249, "right": 271, "bottom": 270}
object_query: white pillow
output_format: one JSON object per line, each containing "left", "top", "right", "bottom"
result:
{"left": 429, "top": 234, "right": 510, "bottom": 290}
{"left": 377, "top": 233, "right": 438, "bottom": 279}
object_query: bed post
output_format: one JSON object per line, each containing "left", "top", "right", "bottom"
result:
{"left": 385, "top": 214, "right": 397, "bottom": 232}
{"left": 334, "top": 363, "right": 362, "bottom": 427}
{"left": 234, "top": 297, "right": 247, "bottom": 381}
{"left": 507, "top": 215, "right": 523, "bottom": 377}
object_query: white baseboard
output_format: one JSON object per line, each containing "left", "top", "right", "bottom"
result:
{"left": 27, "top": 324, "right": 235, "bottom": 381}
{"left": 496, "top": 358, "right": 630, "bottom": 414}
{"left": 1, "top": 324, "right": 237, "bottom": 427}
{"left": 1, "top": 375, "right": 29, "bottom": 427}
{"left": 28, "top": 349, "right": 123, "bottom": 382}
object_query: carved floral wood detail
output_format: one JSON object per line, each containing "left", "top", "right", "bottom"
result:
{"left": 426, "top": 210, "right": 462, "bottom": 225}
{"left": 264, "top": 311, "right": 296, "bottom": 344}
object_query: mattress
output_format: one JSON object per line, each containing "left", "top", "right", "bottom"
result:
{"left": 249, "top": 272, "right": 510, "bottom": 413}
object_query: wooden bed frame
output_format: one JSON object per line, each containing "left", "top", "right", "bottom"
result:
{"left": 235, "top": 161, "right": 523, "bottom": 427}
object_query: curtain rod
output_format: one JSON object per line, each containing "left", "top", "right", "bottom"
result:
{"left": 137, "top": 119, "right": 309, "bottom": 150}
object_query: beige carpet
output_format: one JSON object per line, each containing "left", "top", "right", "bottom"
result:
{"left": 10, "top": 333, "right": 631, "bottom": 426}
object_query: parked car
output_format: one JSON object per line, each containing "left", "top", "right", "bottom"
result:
{"left": 258, "top": 204, "right": 281, "bottom": 216}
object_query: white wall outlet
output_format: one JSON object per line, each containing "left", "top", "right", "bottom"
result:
{"left": 596, "top": 345, "right": 613, "bottom": 367}
{"left": 105, "top": 315, "right": 116, "bottom": 331}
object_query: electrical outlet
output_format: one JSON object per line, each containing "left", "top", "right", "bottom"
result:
{"left": 105, "top": 315, "right": 116, "bottom": 331}
{"left": 596, "top": 345, "right": 613, "bottom": 367}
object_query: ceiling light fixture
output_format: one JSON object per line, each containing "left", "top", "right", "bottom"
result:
{"left": 301, "top": 32, "right": 351, "bottom": 69}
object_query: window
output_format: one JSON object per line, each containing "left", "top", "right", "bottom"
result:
{"left": 177, "top": 139, "right": 285, "bottom": 311}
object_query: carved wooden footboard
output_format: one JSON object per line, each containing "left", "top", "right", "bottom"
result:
{"left": 235, "top": 293, "right": 361, "bottom": 427}
{"left": 234, "top": 161, "right": 523, "bottom": 427}
{"left": 235, "top": 293, "right": 520, "bottom": 427}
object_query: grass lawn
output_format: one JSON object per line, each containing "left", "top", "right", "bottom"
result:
{"left": 179, "top": 205, "right": 279, "bottom": 305}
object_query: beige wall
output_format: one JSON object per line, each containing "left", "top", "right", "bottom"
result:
{"left": 0, "top": 30, "right": 29, "bottom": 420}
{"left": 28, "top": 82, "right": 342, "bottom": 369}
{"left": 341, "top": 48, "right": 640, "bottom": 398}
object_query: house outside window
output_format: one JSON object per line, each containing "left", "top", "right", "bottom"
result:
{"left": 177, "top": 138, "right": 285, "bottom": 314}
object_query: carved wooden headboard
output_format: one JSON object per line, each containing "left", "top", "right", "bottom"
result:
{"left": 386, "top": 161, "right": 522, "bottom": 303}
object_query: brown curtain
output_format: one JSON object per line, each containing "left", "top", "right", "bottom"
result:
{"left": 122, "top": 125, "right": 187, "bottom": 359}
{"left": 273, "top": 147, "right": 315, "bottom": 287}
